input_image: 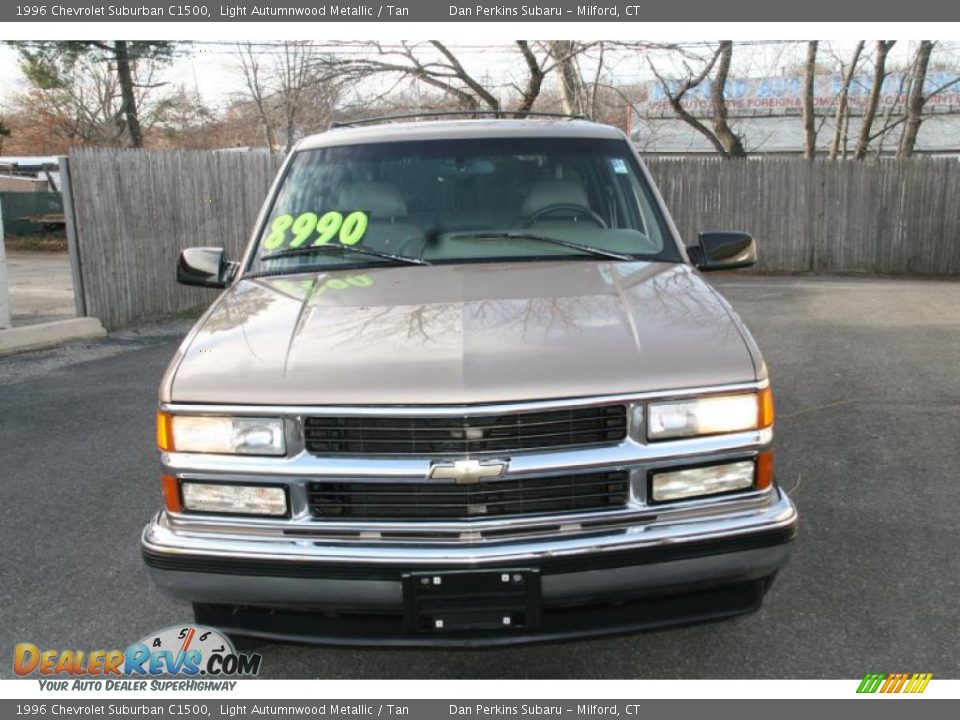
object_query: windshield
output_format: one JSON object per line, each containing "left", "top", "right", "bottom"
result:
{"left": 247, "top": 136, "right": 680, "bottom": 275}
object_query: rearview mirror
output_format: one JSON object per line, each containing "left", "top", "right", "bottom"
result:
{"left": 177, "top": 247, "right": 237, "bottom": 289}
{"left": 687, "top": 231, "right": 757, "bottom": 272}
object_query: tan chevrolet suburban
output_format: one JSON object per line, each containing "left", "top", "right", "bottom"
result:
{"left": 143, "top": 115, "right": 797, "bottom": 645}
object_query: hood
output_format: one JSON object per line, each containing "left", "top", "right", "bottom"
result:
{"left": 165, "top": 261, "right": 759, "bottom": 406}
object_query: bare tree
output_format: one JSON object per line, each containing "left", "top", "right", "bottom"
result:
{"left": 237, "top": 42, "right": 277, "bottom": 150}
{"left": 802, "top": 41, "right": 818, "bottom": 159}
{"left": 320, "top": 41, "right": 591, "bottom": 117}
{"left": 513, "top": 41, "right": 546, "bottom": 113}
{"left": 860, "top": 42, "right": 960, "bottom": 158}
{"left": 828, "top": 41, "right": 865, "bottom": 160}
{"left": 853, "top": 41, "right": 896, "bottom": 160}
{"left": 549, "top": 41, "right": 587, "bottom": 115}
{"left": 898, "top": 41, "right": 935, "bottom": 158}
{"left": 321, "top": 41, "right": 499, "bottom": 112}
{"left": 709, "top": 42, "right": 746, "bottom": 157}
{"left": 112, "top": 41, "right": 142, "bottom": 146}
{"left": 0, "top": 118, "right": 10, "bottom": 155}
{"left": 428, "top": 40, "right": 501, "bottom": 110}
{"left": 588, "top": 42, "right": 606, "bottom": 119}
{"left": 870, "top": 71, "right": 911, "bottom": 157}
{"left": 236, "top": 42, "right": 342, "bottom": 153}
{"left": 648, "top": 50, "right": 724, "bottom": 154}
{"left": 275, "top": 42, "right": 333, "bottom": 152}
{"left": 648, "top": 41, "right": 746, "bottom": 157}
{"left": 155, "top": 85, "right": 218, "bottom": 149}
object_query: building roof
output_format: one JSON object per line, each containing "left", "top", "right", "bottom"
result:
{"left": 632, "top": 113, "right": 960, "bottom": 155}
{"left": 0, "top": 156, "right": 60, "bottom": 168}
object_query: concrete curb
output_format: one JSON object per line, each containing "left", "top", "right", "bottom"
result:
{"left": 0, "top": 318, "right": 107, "bottom": 356}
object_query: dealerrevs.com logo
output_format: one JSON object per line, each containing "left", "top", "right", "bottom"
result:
{"left": 14, "top": 625, "right": 261, "bottom": 689}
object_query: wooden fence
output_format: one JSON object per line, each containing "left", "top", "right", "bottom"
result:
{"left": 644, "top": 156, "right": 960, "bottom": 277}
{"left": 66, "top": 149, "right": 960, "bottom": 330}
{"left": 66, "top": 148, "right": 282, "bottom": 330}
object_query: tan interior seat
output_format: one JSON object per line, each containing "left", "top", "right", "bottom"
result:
{"left": 521, "top": 179, "right": 592, "bottom": 219}
{"left": 337, "top": 182, "right": 409, "bottom": 221}
{"left": 336, "top": 182, "right": 422, "bottom": 251}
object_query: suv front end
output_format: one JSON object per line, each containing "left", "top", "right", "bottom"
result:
{"left": 141, "top": 118, "right": 797, "bottom": 645}
{"left": 144, "top": 381, "right": 795, "bottom": 645}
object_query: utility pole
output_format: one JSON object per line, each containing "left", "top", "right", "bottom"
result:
{"left": 0, "top": 199, "right": 12, "bottom": 329}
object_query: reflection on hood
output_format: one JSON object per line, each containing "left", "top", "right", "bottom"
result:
{"left": 169, "top": 261, "right": 757, "bottom": 405}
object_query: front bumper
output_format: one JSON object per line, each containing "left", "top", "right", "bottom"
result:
{"left": 142, "top": 486, "right": 797, "bottom": 645}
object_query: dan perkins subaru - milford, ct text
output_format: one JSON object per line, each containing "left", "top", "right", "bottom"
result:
{"left": 450, "top": 5, "right": 630, "bottom": 16}
{"left": 451, "top": 705, "right": 628, "bottom": 715}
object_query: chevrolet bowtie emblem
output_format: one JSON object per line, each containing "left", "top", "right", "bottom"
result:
{"left": 429, "top": 459, "right": 508, "bottom": 485}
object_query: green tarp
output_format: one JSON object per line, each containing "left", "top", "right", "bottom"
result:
{"left": 0, "top": 191, "right": 64, "bottom": 235}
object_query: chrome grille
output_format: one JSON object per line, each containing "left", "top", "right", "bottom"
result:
{"left": 306, "top": 471, "right": 630, "bottom": 520}
{"left": 303, "top": 405, "right": 628, "bottom": 456}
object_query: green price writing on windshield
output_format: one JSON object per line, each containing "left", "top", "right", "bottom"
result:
{"left": 263, "top": 210, "right": 369, "bottom": 250}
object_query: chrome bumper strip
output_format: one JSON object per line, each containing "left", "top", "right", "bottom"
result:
{"left": 142, "top": 487, "right": 796, "bottom": 568}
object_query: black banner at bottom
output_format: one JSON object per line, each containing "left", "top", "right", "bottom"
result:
{"left": 0, "top": 699, "right": 957, "bottom": 720}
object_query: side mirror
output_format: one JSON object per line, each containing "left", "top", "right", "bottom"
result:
{"left": 177, "top": 247, "right": 237, "bottom": 289}
{"left": 687, "top": 231, "right": 757, "bottom": 272}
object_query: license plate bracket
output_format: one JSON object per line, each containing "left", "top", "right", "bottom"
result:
{"left": 403, "top": 569, "right": 541, "bottom": 634}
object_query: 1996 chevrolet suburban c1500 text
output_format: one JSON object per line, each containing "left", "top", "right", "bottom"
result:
{"left": 142, "top": 116, "right": 798, "bottom": 645}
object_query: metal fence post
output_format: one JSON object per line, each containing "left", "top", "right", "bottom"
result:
{"left": 0, "top": 197, "right": 11, "bottom": 329}
{"left": 59, "top": 155, "right": 87, "bottom": 317}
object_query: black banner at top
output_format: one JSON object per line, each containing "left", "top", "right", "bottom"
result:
{"left": 1, "top": 0, "right": 956, "bottom": 23}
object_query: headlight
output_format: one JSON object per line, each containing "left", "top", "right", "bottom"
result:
{"left": 180, "top": 481, "right": 288, "bottom": 516}
{"left": 650, "top": 460, "right": 756, "bottom": 502}
{"left": 157, "top": 413, "right": 285, "bottom": 455}
{"left": 647, "top": 387, "right": 773, "bottom": 441}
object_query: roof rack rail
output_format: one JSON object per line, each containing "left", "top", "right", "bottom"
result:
{"left": 329, "top": 110, "right": 589, "bottom": 129}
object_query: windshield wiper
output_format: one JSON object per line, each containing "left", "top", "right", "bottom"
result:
{"left": 260, "top": 243, "right": 429, "bottom": 266}
{"left": 445, "top": 231, "right": 635, "bottom": 261}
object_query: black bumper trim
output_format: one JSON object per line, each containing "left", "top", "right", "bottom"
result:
{"left": 143, "top": 523, "right": 796, "bottom": 581}
{"left": 192, "top": 577, "right": 773, "bottom": 647}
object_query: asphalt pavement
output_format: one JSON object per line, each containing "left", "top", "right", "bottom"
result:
{"left": 1, "top": 276, "right": 958, "bottom": 678}
{"left": 3, "top": 251, "right": 76, "bottom": 326}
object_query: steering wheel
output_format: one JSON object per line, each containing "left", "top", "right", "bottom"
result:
{"left": 525, "top": 203, "right": 607, "bottom": 228}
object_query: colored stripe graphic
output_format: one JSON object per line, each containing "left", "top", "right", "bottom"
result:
{"left": 905, "top": 673, "right": 933, "bottom": 694}
{"left": 882, "top": 672, "right": 901, "bottom": 693}
{"left": 857, "top": 673, "right": 886, "bottom": 693}
{"left": 857, "top": 672, "right": 932, "bottom": 694}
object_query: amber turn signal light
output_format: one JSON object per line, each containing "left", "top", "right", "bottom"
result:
{"left": 758, "top": 386, "right": 775, "bottom": 428}
{"left": 156, "top": 411, "right": 174, "bottom": 451}
{"left": 161, "top": 474, "right": 181, "bottom": 513}
{"left": 755, "top": 451, "right": 774, "bottom": 491}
